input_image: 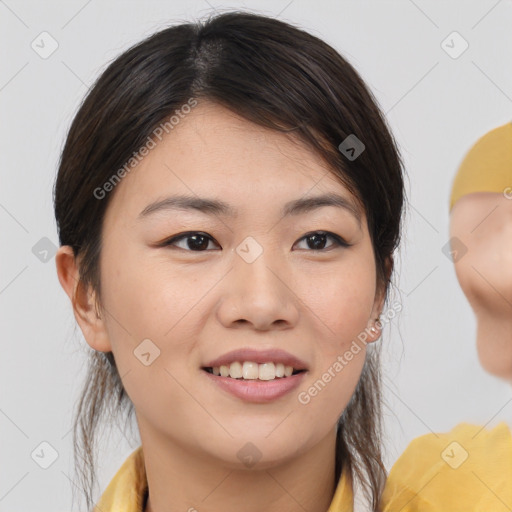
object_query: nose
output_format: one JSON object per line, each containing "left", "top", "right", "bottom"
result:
{"left": 216, "top": 249, "right": 300, "bottom": 331}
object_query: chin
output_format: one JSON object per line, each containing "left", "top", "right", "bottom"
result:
{"left": 478, "top": 352, "right": 512, "bottom": 382}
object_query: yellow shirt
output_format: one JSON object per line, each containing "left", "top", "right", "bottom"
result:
{"left": 93, "top": 447, "right": 354, "bottom": 512}
{"left": 94, "top": 423, "right": 512, "bottom": 511}
{"left": 382, "top": 422, "right": 512, "bottom": 511}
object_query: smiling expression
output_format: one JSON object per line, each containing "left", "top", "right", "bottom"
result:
{"left": 80, "top": 100, "right": 384, "bottom": 467}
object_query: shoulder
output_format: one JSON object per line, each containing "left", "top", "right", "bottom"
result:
{"left": 381, "top": 422, "right": 512, "bottom": 511}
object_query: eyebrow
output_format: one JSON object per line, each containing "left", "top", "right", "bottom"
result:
{"left": 137, "top": 192, "right": 362, "bottom": 227}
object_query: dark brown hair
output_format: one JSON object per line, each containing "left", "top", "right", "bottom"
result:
{"left": 53, "top": 10, "right": 405, "bottom": 512}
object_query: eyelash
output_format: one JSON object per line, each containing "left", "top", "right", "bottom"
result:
{"left": 159, "top": 231, "right": 351, "bottom": 252}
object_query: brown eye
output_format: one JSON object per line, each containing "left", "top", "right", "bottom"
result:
{"left": 294, "top": 231, "right": 350, "bottom": 251}
{"left": 161, "top": 232, "right": 219, "bottom": 251}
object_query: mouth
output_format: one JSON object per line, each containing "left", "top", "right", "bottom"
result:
{"left": 202, "top": 364, "right": 307, "bottom": 380}
{"left": 201, "top": 363, "right": 308, "bottom": 403}
{"left": 201, "top": 348, "right": 309, "bottom": 382}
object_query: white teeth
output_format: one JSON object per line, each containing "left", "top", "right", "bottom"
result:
{"left": 258, "top": 362, "right": 275, "bottom": 381}
{"left": 243, "top": 361, "right": 259, "bottom": 379}
{"left": 229, "top": 361, "right": 243, "bottom": 378}
{"left": 212, "top": 361, "right": 298, "bottom": 380}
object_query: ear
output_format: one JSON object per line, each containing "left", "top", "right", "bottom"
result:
{"left": 366, "top": 255, "right": 393, "bottom": 343}
{"left": 55, "top": 245, "right": 112, "bottom": 352}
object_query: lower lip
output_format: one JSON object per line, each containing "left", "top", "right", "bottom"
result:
{"left": 201, "top": 369, "right": 308, "bottom": 403}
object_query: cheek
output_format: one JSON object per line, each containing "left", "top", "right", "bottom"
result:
{"left": 298, "top": 258, "right": 376, "bottom": 351}
{"left": 457, "top": 235, "right": 512, "bottom": 312}
{"left": 98, "top": 244, "right": 206, "bottom": 385}
{"left": 102, "top": 245, "right": 206, "bottom": 340}
{"left": 98, "top": 252, "right": 208, "bottom": 427}
{"left": 296, "top": 323, "right": 368, "bottom": 430}
{"left": 451, "top": 204, "right": 512, "bottom": 310}
{"left": 291, "top": 258, "right": 375, "bottom": 422}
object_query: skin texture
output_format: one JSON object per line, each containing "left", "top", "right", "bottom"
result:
{"left": 56, "top": 101, "right": 385, "bottom": 512}
{"left": 450, "top": 192, "right": 512, "bottom": 383}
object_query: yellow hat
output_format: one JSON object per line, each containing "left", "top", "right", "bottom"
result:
{"left": 449, "top": 121, "right": 512, "bottom": 210}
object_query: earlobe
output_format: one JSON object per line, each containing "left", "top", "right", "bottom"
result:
{"left": 367, "top": 258, "right": 392, "bottom": 343}
{"left": 368, "top": 287, "right": 386, "bottom": 343}
{"left": 365, "top": 317, "right": 382, "bottom": 343}
{"left": 55, "top": 246, "right": 112, "bottom": 352}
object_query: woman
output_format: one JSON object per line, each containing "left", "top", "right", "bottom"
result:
{"left": 53, "top": 11, "right": 405, "bottom": 512}
{"left": 382, "top": 123, "right": 512, "bottom": 510}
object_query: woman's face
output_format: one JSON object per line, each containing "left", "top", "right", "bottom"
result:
{"left": 71, "top": 101, "right": 384, "bottom": 467}
{"left": 450, "top": 192, "right": 512, "bottom": 380}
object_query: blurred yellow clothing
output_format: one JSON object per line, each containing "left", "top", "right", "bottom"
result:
{"left": 382, "top": 422, "right": 512, "bottom": 511}
{"left": 449, "top": 121, "right": 512, "bottom": 210}
{"left": 93, "top": 445, "right": 355, "bottom": 512}
{"left": 90, "top": 424, "right": 512, "bottom": 511}
{"left": 93, "top": 446, "right": 148, "bottom": 512}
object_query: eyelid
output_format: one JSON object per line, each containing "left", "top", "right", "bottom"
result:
{"left": 304, "top": 230, "right": 351, "bottom": 246}
{"left": 158, "top": 231, "right": 220, "bottom": 250}
{"left": 158, "top": 230, "right": 351, "bottom": 251}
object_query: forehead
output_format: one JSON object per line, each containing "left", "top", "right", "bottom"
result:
{"left": 104, "top": 101, "right": 361, "bottom": 222}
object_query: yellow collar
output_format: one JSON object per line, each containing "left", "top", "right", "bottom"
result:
{"left": 94, "top": 446, "right": 354, "bottom": 512}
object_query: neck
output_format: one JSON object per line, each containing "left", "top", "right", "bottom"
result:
{"left": 139, "top": 419, "right": 338, "bottom": 512}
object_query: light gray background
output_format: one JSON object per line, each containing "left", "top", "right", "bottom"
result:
{"left": 1, "top": 1, "right": 512, "bottom": 510}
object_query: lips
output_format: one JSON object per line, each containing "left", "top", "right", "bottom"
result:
{"left": 201, "top": 365, "right": 308, "bottom": 403}
{"left": 202, "top": 348, "right": 309, "bottom": 371}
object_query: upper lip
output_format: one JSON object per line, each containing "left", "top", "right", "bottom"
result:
{"left": 203, "top": 348, "right": 309, "bottom": 370}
